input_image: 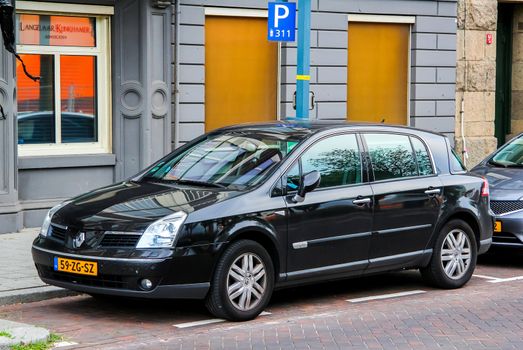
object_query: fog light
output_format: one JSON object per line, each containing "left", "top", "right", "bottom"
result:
{"left": 140, "top": 278, "right": 153, "bottom": 290}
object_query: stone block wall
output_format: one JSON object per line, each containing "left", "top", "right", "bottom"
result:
{"left": 510, "top": 7, "right": 523, "bottom": 139}
{"left": 455, "top": 0, "right": 498, "bottom": 167}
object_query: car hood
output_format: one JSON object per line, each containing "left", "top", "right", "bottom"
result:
{"left": 51, "top": 181, "right": 239, "bottom": 232}
{"left": 471, "top": 164, "right": 523, "bottom": 200}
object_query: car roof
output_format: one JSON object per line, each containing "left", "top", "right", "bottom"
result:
{"left": 213, "top": 120, "right": 446, "bottom": 138}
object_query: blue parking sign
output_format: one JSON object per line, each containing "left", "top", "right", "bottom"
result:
{"left": 268, "top": 2, "right": 296, "bottom": 42}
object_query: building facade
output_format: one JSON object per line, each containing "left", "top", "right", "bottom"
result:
{"left": 0, "top": 0, "right": 458, "bottom": 233}
{"left": 455, "top": 0, "right": 523, "bottom": 167}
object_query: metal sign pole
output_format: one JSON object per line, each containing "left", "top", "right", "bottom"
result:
{"left": 295, "top": 0, "right": 311, "bottom": 119}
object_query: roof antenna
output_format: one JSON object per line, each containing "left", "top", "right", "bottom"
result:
{"left": 380, "top": 118, "right": 385, "bottom": 123}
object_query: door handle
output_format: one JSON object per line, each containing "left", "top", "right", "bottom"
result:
{"left": 353, "top": 197, "right": 372, "bottom": 205}
{"left": 424, "top": 188, "right": 441, "bottom": 195}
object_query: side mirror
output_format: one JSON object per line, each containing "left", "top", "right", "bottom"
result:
{"left": 293, "top": 170, "right": 321, "bottom": 203}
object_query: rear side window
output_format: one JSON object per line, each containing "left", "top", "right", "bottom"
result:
{"left": 411, "top": 137, "right": 434, "bottom": 176}
{"left": 286, "top": 133, "right": 362, "bottom": 190}
{"left": 365, "top": 133, "right": 417, "bottom": 181}
{"left": 450, "top": 148, "right": 467, "bottom": 172}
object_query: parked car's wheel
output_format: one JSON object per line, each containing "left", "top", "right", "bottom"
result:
{"left": 206, "top": 240, "right": 274, "bottom": 321}
{"left": 421, "top": 219, "right": 477, "bottom": 289}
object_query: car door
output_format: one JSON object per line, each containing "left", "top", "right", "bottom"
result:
{"left": 363, "top": 133, "right": 443, "bottom": 268}
{"left": 284, "top": 133, "right": 373, "bottom": 280}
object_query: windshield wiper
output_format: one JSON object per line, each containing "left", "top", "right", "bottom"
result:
{"left": 488, "top": 160, "right": 508, "bottom": 168}
{"left": 174, "top": 179, "right": 227, "bottom": 189}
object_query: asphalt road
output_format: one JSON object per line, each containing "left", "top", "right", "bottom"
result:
{"left": 1, "top": 249, "right": 523, "bottom": 349}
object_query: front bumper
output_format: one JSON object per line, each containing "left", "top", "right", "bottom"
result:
{"left": 32, "top": 240, "right": 222, "bottom": 299}
{"left": 491, "top": 213, "right": 523, "bottom": 248}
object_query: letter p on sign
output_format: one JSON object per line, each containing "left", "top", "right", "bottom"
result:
{"left": 274, "top": 4, "right": 289, "bottom": 27}
{"left": 268, "top": 2, "right": 296, "bottom": 42}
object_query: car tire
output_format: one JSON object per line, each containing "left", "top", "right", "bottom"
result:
{"left": 421, "top": 219, "right": 477, "bottom": 289}
{"left": 206, "top": 240, "right": 274, "bottom": 321}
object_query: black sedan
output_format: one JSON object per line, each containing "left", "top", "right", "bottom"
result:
{"left": 472, "top": 133, "right": 523, "bottom": 248}
{"left": 32, "top": 122, "right": 493, "bottom": 321}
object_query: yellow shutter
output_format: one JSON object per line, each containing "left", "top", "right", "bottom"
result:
{"left": 205, "top": 16, "right": 278, "bottom": 132}
{"left": 347, "top": 22, "right": 409, "bottom": 125}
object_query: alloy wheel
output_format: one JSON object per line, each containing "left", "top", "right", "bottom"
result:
{"left": 440, "top": 229, "right": 472, "bottom": 280}
{"left": 227, "top": 253, "right": 266, "bottom": 311}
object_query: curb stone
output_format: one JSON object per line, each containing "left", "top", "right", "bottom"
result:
{"left": 0, "top": 286, "right": 78, "bottom": 307}
{"left": 0, "top": 319, "right": 49, "bottom": 349}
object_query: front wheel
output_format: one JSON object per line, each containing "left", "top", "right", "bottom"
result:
{"left": 420, "top": 219, "right": 477, "bottom": 289}
{"left": 206, "top": 240, "right": 274, "bottom": 321}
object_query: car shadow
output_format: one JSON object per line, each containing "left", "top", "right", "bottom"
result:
{"left": 478, "top": 248, "right": 523, "bottom": 268}
{"left": 45, "top": 270, "right": 427, "bottom": 323}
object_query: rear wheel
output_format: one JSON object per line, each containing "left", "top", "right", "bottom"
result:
{"left": 421, "top": 219, "right": 477, "bottom": 289}
{"left": 206, "top": 240, "right": 274, "bottom": 321}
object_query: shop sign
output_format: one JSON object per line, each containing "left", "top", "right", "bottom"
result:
{"left": 17, "top": 14, "right": 95, "bottom": 47}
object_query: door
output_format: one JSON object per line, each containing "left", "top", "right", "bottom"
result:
{"left": 495, "top": 4, "right": 514, "bottom": 146}
{"left": 363, "top": 133, "right": 442, "bottom": 267}
{"left": 284, "top": 133, "right": 373, "bottom": 279}
{"left": 205, "top": 16, "right": 278, "bottom": 132}
{"left": 347, "top": 22, "right": 409, "bottom": 124}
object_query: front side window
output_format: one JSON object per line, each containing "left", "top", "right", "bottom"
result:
{"left": 365, "top": 133, "right": 417, "bottom": 181}
{"left": 16, "top": 11, "right": 110, "bottom": 156}
{"left": 286, "top": 134, "right": 362, "bottom": 191}
{"left": 143, "top": 131, "right": 303, "bottom": 190}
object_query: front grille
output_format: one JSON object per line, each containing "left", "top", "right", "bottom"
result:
{"left": 490, "top": 200, "right": 523, "bottom": 215}
{"left": 99, "top": 234, "right": 140, "bottom": 248}
{"left": 49, "top": 225, "right": 67, "bottom": 242}
{"left": 38, "top": 265, "right": 129, "bottom": 289}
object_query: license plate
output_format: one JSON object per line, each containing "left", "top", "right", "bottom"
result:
{"left": 54, "top": 257, "right": 98, "bottom": 276}
{"left": 494, "top": 220, "right": 502, "bottom": 233}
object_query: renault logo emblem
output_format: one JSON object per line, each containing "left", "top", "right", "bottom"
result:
{"left": 73, "top": 232, "right": 85, "bottom": 248}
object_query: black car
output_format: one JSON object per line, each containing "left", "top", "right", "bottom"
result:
{"left": 472, "top": 133, "right": 523, "bottom": 248}
{"left": 32, "top": 122, "right": 492, "bottom": 321}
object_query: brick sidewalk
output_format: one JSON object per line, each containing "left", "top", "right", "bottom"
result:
{"left": 1, "top": 266, "right": 522, "bottom": 349}
{"left": 0, "top": 229, "right": 74, "bottom": 305}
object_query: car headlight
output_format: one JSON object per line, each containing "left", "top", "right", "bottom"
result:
{"left": 40, "top": 202, "right": 69, "bottom": 237}
{"left": 136, "top": 211, "right": 187, "bottom": 249}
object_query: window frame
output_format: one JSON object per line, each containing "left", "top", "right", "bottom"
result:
{"left": 16, "top": 2, "right": 112, "bottom": 157}
{"left": 361, "top": 132, "right": 437, "bottom": 183}
{"left": 280, "top": 132, "right": 366, "bottom": 195}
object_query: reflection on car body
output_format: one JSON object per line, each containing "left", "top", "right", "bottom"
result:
{"left": 18, "top": 111, "right": 96, "bottom": 144}
{"left": 32, "top": 121, "right": 493, "bottom": 321}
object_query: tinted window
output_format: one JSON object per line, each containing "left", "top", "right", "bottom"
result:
{"left": 365, "top": 133, "right": 417, "bottom": 181}
{"left": 411, "top": 137, "right": 434, "bottom": 176}
{"left": 286, "top": 134, "right": 362, "bottom": 190}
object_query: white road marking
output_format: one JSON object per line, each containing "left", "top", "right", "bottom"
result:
{"left": 487, "top": 275, "right": 523, "bottom": 284}
{"left": 53, "top": 341, "right": 79, "bottom": 348}
{"left": 173, "top": 311, "right": 271, "bottom": 329}
{"left": 174, "top": 318, "right": 225, "bottom": 329}
{"left": 473, "top": 274, "right": 500, "bottom": 280}
{"left": 347, "top": 290, "right": 426, "bottom": 303}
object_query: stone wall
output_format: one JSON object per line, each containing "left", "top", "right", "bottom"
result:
{"left": 455, "top": 0, "right": 498, "bottom": 167}
{"left": 511, "top": 7, "right": 523, "bottom": 139}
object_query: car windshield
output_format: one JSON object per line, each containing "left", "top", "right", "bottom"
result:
{"left": 490, "top": 136, "right": 523, "bottom": 167}
{"left": 141, "top": 131, "right": 302, "bottom": 189}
